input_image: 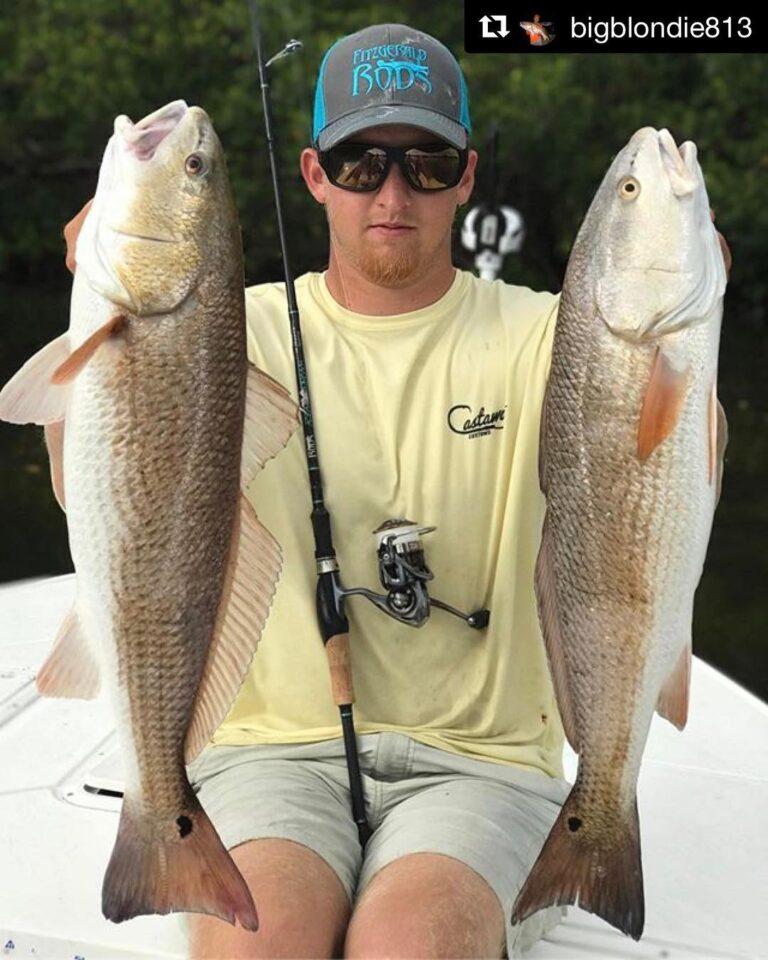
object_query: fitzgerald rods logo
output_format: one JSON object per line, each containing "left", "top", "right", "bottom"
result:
{"left": 351, "top": 43, "right": 432, "bottom": 96}
{"left": 448, "top": 403, "right": 506, "bottom": 439}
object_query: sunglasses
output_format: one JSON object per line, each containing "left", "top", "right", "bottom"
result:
{"left": 317, "top": 142, "right": 469, "bottom": 193}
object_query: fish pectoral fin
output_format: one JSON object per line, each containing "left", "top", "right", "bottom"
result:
{"left": 709, "top": 386, "right": 728, "bottom": 503}
{"left": 534, "top": 520, "right": 581, "bottom": 751}
{"left": 240, "top": 364, "right": 299, "bottom": 489}
{"left": 36, "top": 605, "right": 101, "bottom": 699}
{"left": 51, "top": 314, "right": 127, "bottom": 385}
{"left": 656, "top": 641, "right": 691, "bottom": 730}
{"left": 0, "top": 333, "right": 72, "bottom": 425}
{"left": 637, "top": 347, "right": 689, "bottom": 461}
{"left": 185, "top": 494, "right": 282, "bottom": 763}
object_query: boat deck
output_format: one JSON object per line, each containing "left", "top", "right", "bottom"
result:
{"left": 1, "top": 574, "right": 766, "bottom": 958}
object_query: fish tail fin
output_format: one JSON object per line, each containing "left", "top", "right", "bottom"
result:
{"left": 512, "top": 793, "right": 644, "bottom": 940}
{"left": 102, "top": 794, "right": 258, "bottom": 930}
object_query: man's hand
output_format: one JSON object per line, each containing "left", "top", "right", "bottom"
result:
{"left": 64, "top": 199, "right": 93, "bottom": 274}
{"left": 711, "top": 208, "right": 732, "bottom": 276}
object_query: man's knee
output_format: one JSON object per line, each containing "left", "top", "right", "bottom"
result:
{"left": 344, "top": 852, "right": 505, "bottom": 959}
{"left": 188, "top": 837, "right": 351, "bottom": 959}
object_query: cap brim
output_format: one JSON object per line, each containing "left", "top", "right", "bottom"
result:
{"left": 317, "top": 105, "right": 467, "bottom": 150}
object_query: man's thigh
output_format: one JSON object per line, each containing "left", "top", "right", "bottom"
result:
{"left": 355, "top": 748, "right": 568, "bottom": 957}
{"left": 188, "top": 838, "right": 351, "bottom": 959}
{"left": 186, "top": 743, "right": 363, "bottom": 958}
{"left": 188, "top": 743, "right": 362, "bottom": 898}
{"left": 346, "top": 851, "right": 505, "bottom": 959}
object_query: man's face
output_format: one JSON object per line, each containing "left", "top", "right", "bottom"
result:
{"left": 302, "top": 124, "right": 477, "bottom": 289}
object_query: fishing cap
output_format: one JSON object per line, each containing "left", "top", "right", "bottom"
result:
{"left": 312, "top": 24, "right": 471, "bottom": 150}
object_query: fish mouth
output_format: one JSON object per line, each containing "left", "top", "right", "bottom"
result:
{"left": 658, "top": 129, "right": 698, "bottom": 197}
{"left": 114, "top": 100, "right": 189, "bottom": 161}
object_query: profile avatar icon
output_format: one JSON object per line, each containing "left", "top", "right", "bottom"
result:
{"left": 519, "top": 14, "right": 554, "bottom": 46}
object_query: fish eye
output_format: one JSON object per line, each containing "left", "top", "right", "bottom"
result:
{"left": 618, "top": 176, "right": 640, "bottom": 200}
{"left": 185, "top": 153, "right": 206, "bottom": 176}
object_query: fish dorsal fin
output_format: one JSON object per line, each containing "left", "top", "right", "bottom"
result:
{"left": 36, "top": 605, "right": 101, "bottom": 699}
{"left": 656, "top": 640, "right": 691, "bottom": 730}
{"left": 185, "top": 494, "right": 282, "bottom": 762}
{"left": 51, "top": 314, "right": 127, "bottom": 385}
{"left": 710, "top": 386, "right": 728, "bottom": 504}
{"left": 0, "top": 333, "right": 72, "bottom": 425}
{"left": 534, "top": 521, "right": 581, "bottom": 751}
{"left": 637, "top": 347, "right": 689, "bottom": 461}
{"left": 241, "top": 364, "right": 299, "bottom": 489}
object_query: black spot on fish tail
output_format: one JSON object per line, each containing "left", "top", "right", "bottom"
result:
{"left": 177, "top": 815, "right": 193, "bottom": 838}
{"left": 568, "top": 816, "right": 583, "bottom": 832}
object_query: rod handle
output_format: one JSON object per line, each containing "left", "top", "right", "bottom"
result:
{"left": 326, "top": 633, "right": 355, "bottom": 705}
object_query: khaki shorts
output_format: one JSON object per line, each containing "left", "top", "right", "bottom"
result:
{"left": 188, "top": 732, "right": 570, "bottom": 957}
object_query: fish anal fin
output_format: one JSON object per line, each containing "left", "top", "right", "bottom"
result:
{"left": 184, "top": 494, "right": 282, "bottom": 763}
{"left": 656, "top": 641, "right": 691, "bottom": 730}
{"left": 52, "top": 315, "right": 127, "bottom": 385}
{"left": 0, "top": 333, "right": 72, "bottom": 425}
{"left": 709, "top": 387, "right": 728, "bottom": 504}
{"left": 637, "top": 347, "right": 689, "bottom": 461}
{"left": 102, "top": 792, "right": 258, "bottom": 929}
{"left": 44, "top": 420, "right": 66, "bottom": 511}
{"left": 36, "top": 606, "right": 101, "bottom": 699}
{"left": 512, "top": 792, "right": 644, "bottom": 940}
{"left": 535, "top": 521, "right": 580, "bottom": 751}
{"left": 241, "top": 364, "right": 299, "bottom": 489}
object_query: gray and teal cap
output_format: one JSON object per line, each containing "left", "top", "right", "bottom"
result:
{"left": 312, "top": 24, "right": 471, "bottom": 151}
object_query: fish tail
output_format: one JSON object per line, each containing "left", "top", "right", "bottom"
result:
{"left": 102, "top": 794, "right": 258, "bottom": 930}
{"left": 511, "top": 793, "right": 644, "bottom": 940}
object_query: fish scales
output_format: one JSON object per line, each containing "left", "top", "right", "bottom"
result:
{"left": 512, "top": 127, "right": 727, "bottom": 939}
{"left": 68, "top": 295, "right": 244, "bottom": 813}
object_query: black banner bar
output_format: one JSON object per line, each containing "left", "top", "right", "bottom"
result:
{"left": 464, "top": 4, "right": 767, "bottom": 52}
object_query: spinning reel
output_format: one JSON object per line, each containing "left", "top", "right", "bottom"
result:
{"left": 337, "top": 519, "right": 490, "bottom": 630}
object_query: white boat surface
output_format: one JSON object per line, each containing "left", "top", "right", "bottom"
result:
{"left": 1, "top": 574, "right": 766, "bottom": 959}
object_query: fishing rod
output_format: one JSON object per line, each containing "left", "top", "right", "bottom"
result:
{"left": 246, "top": 0, "right": 372, "bottom": 848}
{"left": 246, "top": 3, "right": 494, "bottom": 847}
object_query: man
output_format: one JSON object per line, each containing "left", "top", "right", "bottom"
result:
{"left": 60, "top": 23, "right": 729, "bottom": 960}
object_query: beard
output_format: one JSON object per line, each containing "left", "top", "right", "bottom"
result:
{"left": 357, "top": 241, "right": 420, "bottom": 286}
{"left": 326, "top": 209, "right": 427, "bottom": 288}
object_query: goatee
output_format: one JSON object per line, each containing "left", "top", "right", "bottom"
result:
{"left": 357, "top": 245, "right": 420, "bottom": 286}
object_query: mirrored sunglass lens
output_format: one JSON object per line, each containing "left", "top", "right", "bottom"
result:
{"left": 405, "top": 148, "right": 461, "bottom": 189}
{"left": 330, "top": 147, "right": 387, "bottom": 189}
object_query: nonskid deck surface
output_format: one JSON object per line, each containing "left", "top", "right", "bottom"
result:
{"left": 1, "top": 575, "right": 766, "bottom": 959}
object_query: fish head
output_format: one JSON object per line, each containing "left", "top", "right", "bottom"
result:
{"left": 76, "top": 101, "right": 239, "bottom": 316}
{"left": 581, "top": 127, "right": 726, "bottom": 342}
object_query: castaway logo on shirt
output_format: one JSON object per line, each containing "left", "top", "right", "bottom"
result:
{"left": 350, "top": 44, "right": 432, "bottom": 97}
{"left": 448, "top": 403, "right": 506, "bottom": 439}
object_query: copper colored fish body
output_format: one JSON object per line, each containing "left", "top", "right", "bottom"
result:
{"left": 512, "top": 128, "right": 727, "bottom": 939}
{"left": 0, "top": 101, "right": 298, "bottom": 928}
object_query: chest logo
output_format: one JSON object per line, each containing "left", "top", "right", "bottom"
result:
{"left": 448, "top": 404, "right": 506, "bottom": 439}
